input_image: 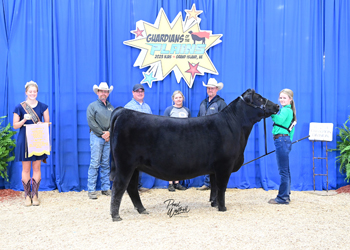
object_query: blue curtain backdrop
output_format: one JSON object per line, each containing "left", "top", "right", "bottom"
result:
{"left": 0, "top": 0, "right": 349, "bottom": 192}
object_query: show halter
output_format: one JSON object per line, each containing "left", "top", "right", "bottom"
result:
{"left": 239, "top": 94, "right": 309, "bottom": 166}
{"left": 239, "top": 95, "right": 269, "bottom": 154}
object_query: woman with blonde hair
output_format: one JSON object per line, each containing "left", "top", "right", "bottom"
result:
{"left": 13, "top": 81, "right": 50, "bottom": 206}
{"left": 268, "top": 89, "right": 296, "bottom": 205}
{"left": 163, "top": 90, "right": 191, "bottom": 191}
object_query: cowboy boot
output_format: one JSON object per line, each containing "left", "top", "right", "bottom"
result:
{"left": 31, "top": 178, "right": 41, "bottom": 206}
{"left": 22, "top": 179, "right": 32, "bottom": 206}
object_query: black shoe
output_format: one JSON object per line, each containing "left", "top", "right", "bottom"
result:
{"left": 88, "top": 192, "right": 98, "bottom": 199}
{"left": 138, "top": 187, "right": 150, "bottom": 192}
{"left": 268, "top": 198, "right": 289, "bottom": 205}
{"left": 101, "top": 190, "right": 112, "bottom": 196}
{"left": 168, "top": 184, "right": 175, "bottom": 192}
{"left": 175, "top": 183, "right": 186, "bottom": 190}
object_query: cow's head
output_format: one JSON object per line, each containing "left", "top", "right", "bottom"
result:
{"left": 241, "top": 89, "right": 279, "bottom": 118}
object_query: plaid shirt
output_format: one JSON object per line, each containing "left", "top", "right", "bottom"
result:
{"left": 124, "top": 98, "right": 152, "bottom": 114}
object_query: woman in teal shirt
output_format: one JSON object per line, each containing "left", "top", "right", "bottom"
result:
{"left": 268, "top": 89, "right": 297, "bottom": 205}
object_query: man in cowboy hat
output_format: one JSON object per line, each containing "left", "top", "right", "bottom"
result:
{"left": 86, "top": 82, "right": 114, "bottom": 199}
{"left": 197, "top": 78, "right": 227, "bottom": 191}
{"left": 124, "top": 83, "right": 153, "bottom": 192}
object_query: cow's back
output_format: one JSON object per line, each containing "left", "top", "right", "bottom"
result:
{"left": 113, "top": 110, "right": 243, "bottom": 180}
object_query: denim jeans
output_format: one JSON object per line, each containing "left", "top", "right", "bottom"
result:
{"left": 203, "top": 174, "right": 210, "bottom": 187}
{"left": 274, "top": 136, "right": 292, "bottom": 204}
{"left": 87, "top": 132, "right": 110, "bottom": 192}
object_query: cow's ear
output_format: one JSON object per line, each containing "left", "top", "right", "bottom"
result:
{"left": 243, "top": 92, "right": 252, "bottom": 103}
{"left": 250, "top": 89, "right": 255, "bottom": 102}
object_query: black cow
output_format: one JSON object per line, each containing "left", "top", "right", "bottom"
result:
{"left": 109, "top": 89, "right": 279, "bottom": 221}
{"left": 188, "top": 31, "right": 209, "bottom": 44}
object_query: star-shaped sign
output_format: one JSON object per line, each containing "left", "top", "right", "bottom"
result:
{"left": 132, "top": 27, "right": 144, "bottom": 38}
{"left": 141, "top": 71, "right": 156, "bottom": 87}
{"left": 185, "top": 4, "right": 203, "bottom": 20}
{"left": 185, "top": 62, "right": 201, "bottom": 79}
{"left": 123, "top": 5, "right": 222, "bottom": 88}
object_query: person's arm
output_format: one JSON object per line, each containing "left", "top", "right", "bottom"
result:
{"left": 218, "top": 100, "right": 227, "bottom": 112}
{"left": 197, "top": 100, "right": 204, "bottom": 117}
{"left": 42, "top": 108, "right": 50, "bottom": 124}
{"left": 13, "top": 113, "right": 27, "bottom": 129}
{"left": 86, "top": 105, "right": 103, "bottom": 136}
{"left": 271, "top": 108, "right": 290, "bottom": 125}
{"left": 185, "top": 107, "right": 191, "bottom": 117}
{"left": 163, "top": 106, "right": 171, "bottom": 116}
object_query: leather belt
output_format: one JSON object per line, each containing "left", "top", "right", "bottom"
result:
{"left": 273, "top": 134, "right": 289, "bottom": 140}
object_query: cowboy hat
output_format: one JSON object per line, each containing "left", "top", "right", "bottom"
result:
{"left": 93, "top": 82, "right": 113, "bottom": 94}
{"left": 202, "top": 78, "right": 223, "bottom": 90}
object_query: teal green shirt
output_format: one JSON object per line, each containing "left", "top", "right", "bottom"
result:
{"left": 271, "top": 105, "right": 295, "bottom": 141}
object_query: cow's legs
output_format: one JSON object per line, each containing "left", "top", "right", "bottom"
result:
{"left": 214, "top": 171, "right": 231, "bottom": 212}
{"left": 110, "top": 163, "right": 135, "bottom": 221}
{"left": 209, "top": 174, "right": 218, "bottom": 205}
{"left": 110, "top": 177, "right": 129, "bottom": 221}
{"left": 127, "top": 169, "right": 148, "bottom": 214}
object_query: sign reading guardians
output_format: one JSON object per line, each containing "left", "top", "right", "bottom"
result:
{"left": 124, "top": 4, "right": 222, "bottom": 88}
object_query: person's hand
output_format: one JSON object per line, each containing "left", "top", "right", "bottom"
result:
{"left": 102, "top": 131, "right": 110, "bottom": 142}
{"left": 24, "top": 114, "right": 32, "bottom": 120}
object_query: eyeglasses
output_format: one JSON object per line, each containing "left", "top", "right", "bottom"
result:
{"left": 134, "top": 90, "right": 144, "bottom": 93}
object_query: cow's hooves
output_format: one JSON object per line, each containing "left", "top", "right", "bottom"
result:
{"left": 218, "top": 207, "right": 227, "bottom": 212}
{"left": 137, "top": 208, "right": 149, "bottom": 214}
{"left": 211, "top": 201, "right": 218, "bottom": 207}
{"left": 112, "top": 216, "right": 122, "bottom": 222}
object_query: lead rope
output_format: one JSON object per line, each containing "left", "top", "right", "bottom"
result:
{"left": 242, "top": 135, "right": 310, "bottom": 166}
{"left": 264, "top": 117, "right": 267, "bottom": 155}
{"left": 262, "top": 98, "right": 268, "bottom": 155}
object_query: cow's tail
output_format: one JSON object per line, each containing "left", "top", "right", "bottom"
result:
{"left": 109, "top": 107, "right": 124, "bottom": 181}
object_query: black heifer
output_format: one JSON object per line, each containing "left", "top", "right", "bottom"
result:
{"left": 188, "top": 31, "right": 208, "bottom": 44}
{"left": 109, "top": 89, "right": 279, "bottom": 221}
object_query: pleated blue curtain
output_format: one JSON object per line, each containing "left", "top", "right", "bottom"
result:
{"left": 0, "top": 0, "right": 349, "bottom": 191}
{"left": 324, "top": 0, "right": 350, "bottom": 187}
{"left": 256, "top": 0, "right": 325, "bottom": 191}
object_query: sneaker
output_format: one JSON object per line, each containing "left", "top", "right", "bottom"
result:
{"left": 138, "top": 187, "right": 150, "bottom": 192}
{"left": 101, "top": 190, "right": 112, "bottom": 196}
{"left": 196, "top": 185, "right": 210, "bottom": 191}
{"left": 268, "top": 199, "right": 289, "bottom": 205}
{"left": 175, "top": 183, "right": 186, "bottom": 190}
{"left": 88, "top": 192, "right": 98, "bottom": 199}
{"left": 168, "top": 184, "right": 175, "bottom": 192}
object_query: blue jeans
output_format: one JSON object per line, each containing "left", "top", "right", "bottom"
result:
{"left": 203, "top": 174, "right": 210, "bottom": 187}
{"left": 87, "top": 132, "right": 110, "bottom": 192}
{"left": 274, "top": 136, "right": 292, "bottom": 204}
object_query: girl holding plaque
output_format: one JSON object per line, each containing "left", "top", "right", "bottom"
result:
{"left": 13, "top": 81, "right": 50, "bottom": 206}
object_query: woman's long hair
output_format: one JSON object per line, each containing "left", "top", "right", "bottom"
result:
{"left": 280, "top": 88, "right": 297, "bottom": 122}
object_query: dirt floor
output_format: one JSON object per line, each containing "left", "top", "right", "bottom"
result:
{"left": 1, "top": 186, "right": 350, "bottom": 249}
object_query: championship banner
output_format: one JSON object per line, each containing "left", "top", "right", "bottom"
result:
{"left": 124, "top": 4, "right": 223, "bottom": 88}
{"left": 25, "top": 123, "right": 50, "bottom": 158}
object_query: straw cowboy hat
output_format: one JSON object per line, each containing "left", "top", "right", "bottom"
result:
{"left": 93, "top": 82, "right": 113, "bottom": 94}
{"left": 202, "top": 78, "right": 223, "bottom": 90}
